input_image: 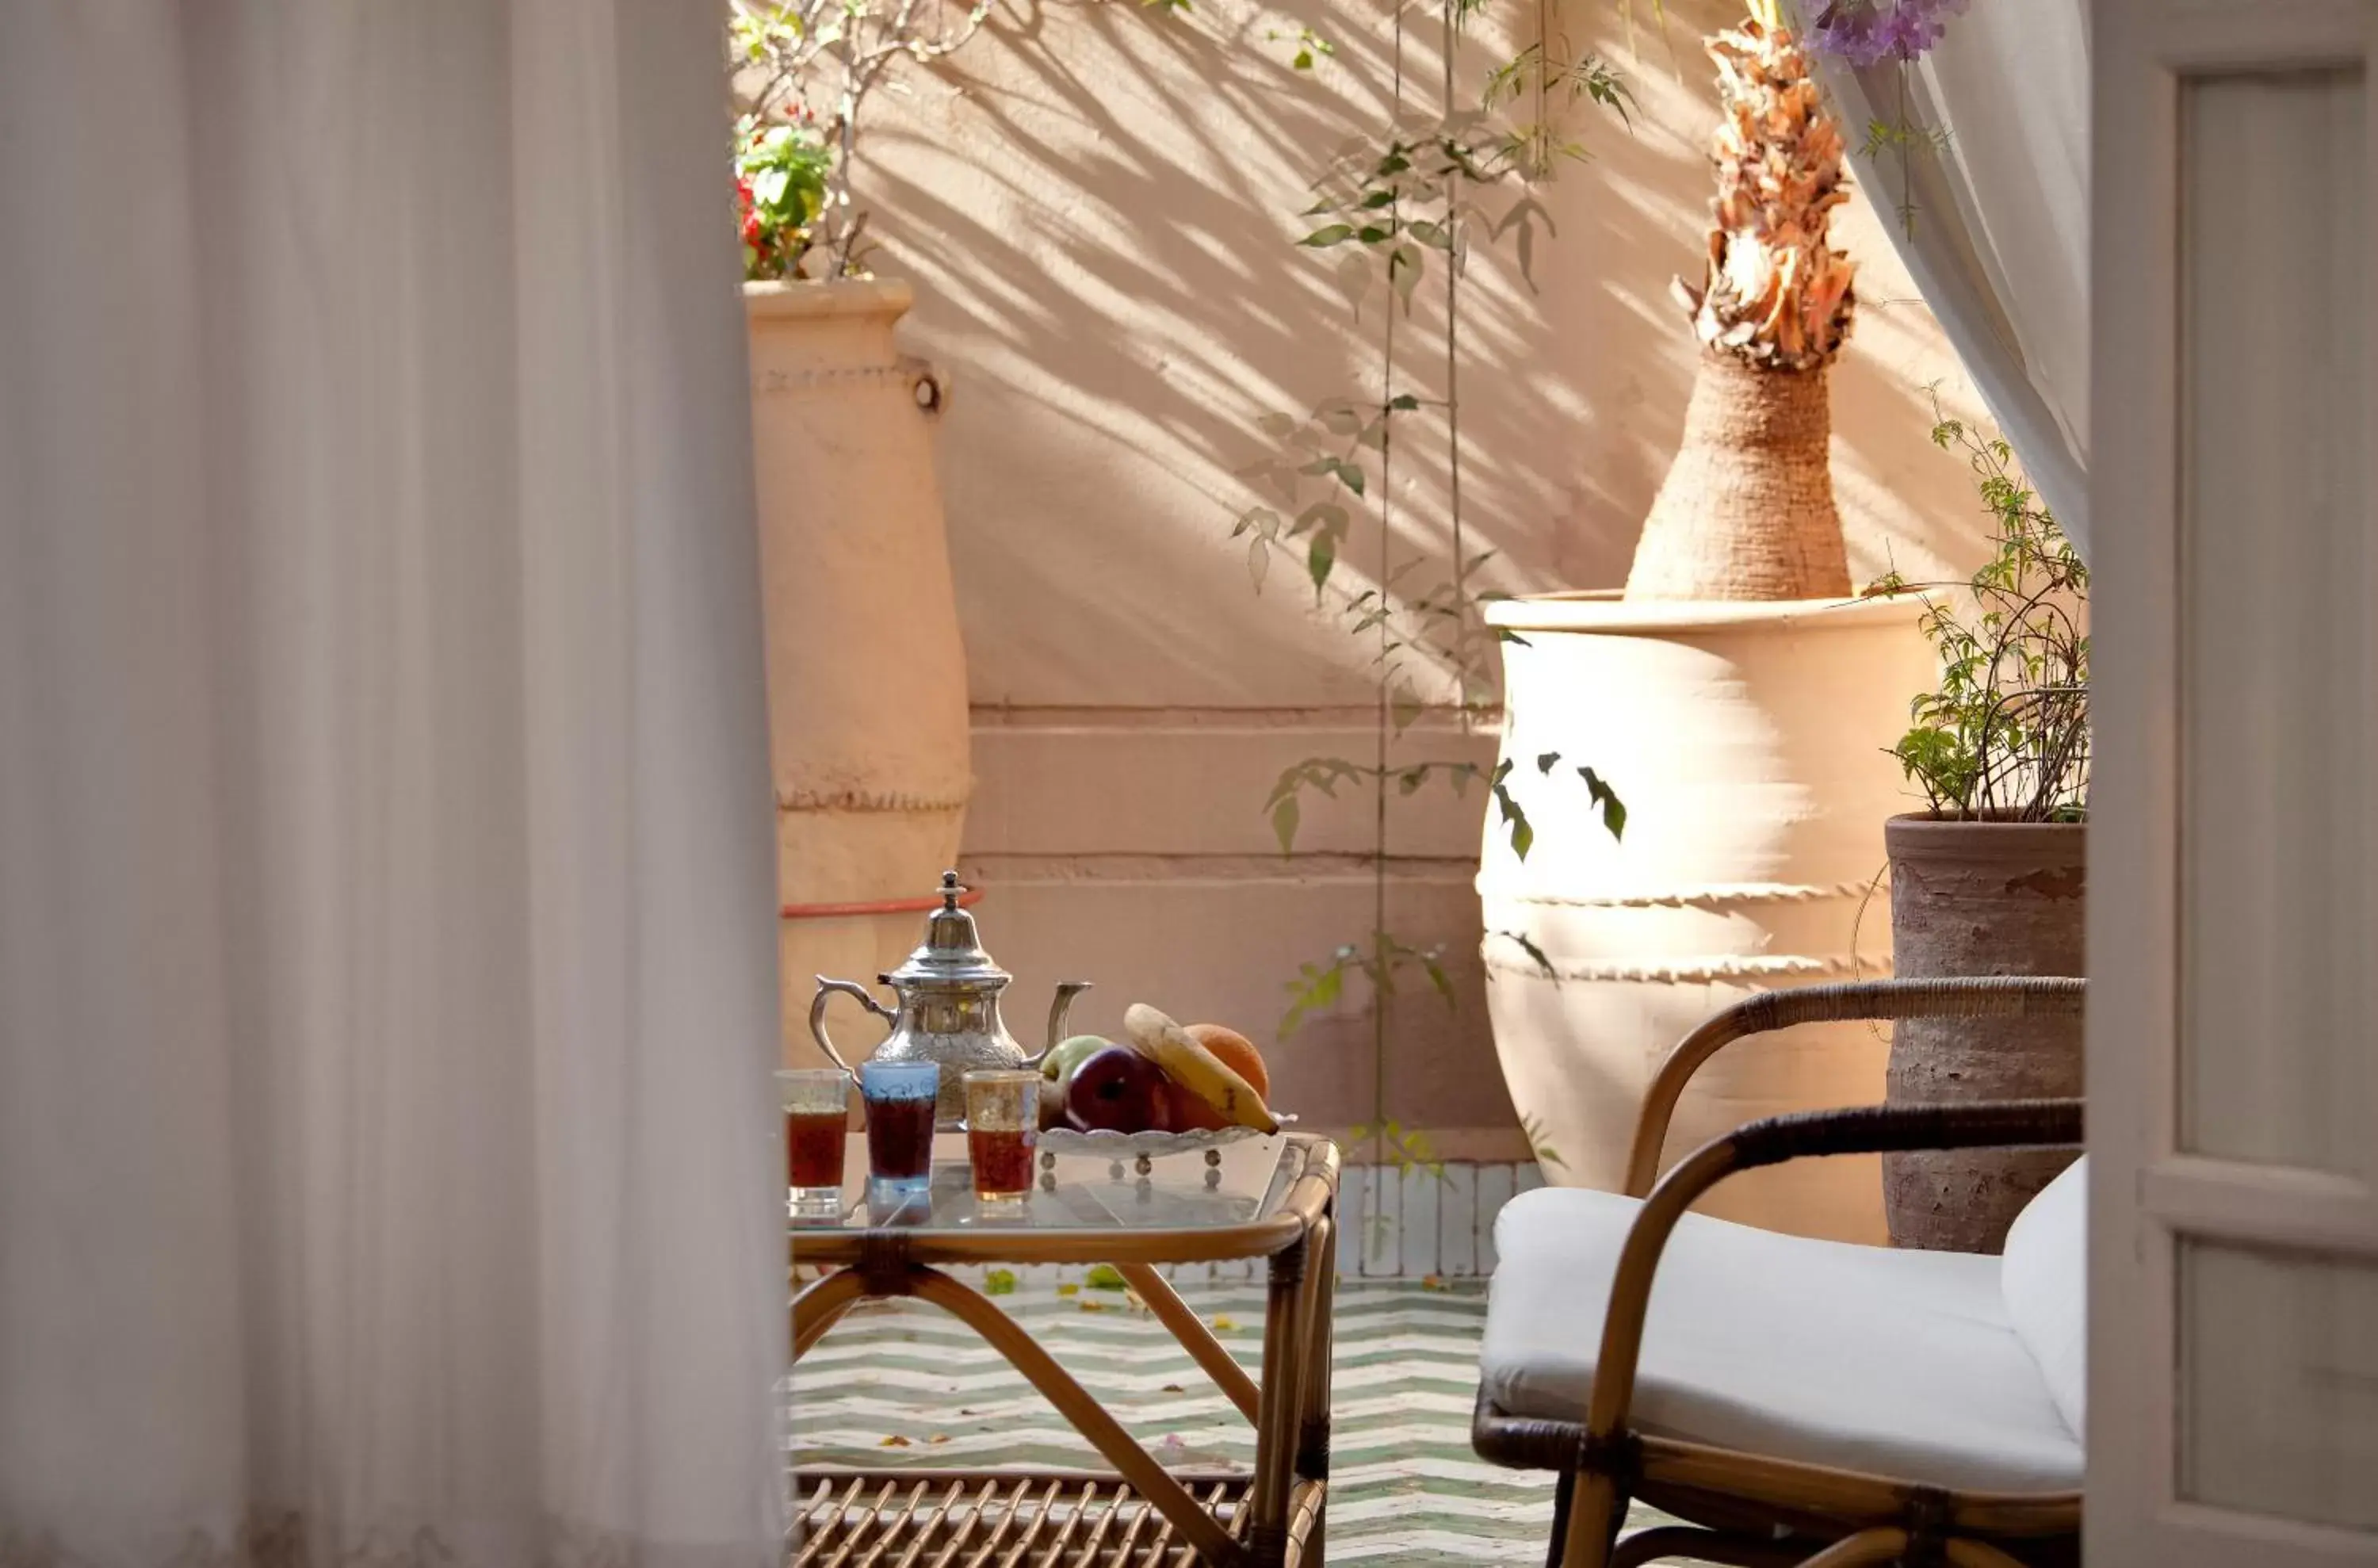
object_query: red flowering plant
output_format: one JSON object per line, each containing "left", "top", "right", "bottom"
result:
{"left": 736, "top": 103, "right": 829, "bottom": 280}
{"left": 730, "top": 0, "right": 992, "bottom": 280}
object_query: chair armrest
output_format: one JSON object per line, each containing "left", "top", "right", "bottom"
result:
{"left": 1580, "top": 1097, "right": 2085, "bottom": 1451}
{"left": 1623, "top": 977, "right": 2086, "bottom": 1197}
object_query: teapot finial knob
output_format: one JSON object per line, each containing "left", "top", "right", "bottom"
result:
{"left": 939, "top": 870, "right": 963, "bottom": 911}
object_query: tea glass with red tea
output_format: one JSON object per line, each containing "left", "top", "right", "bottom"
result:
{"left": 859, "top": 1059, "right": 940, "bottom": 1195}
{"left": 778, "top": 1067, "right": 852, "bottom": 1214}
{"left": 963, "top": 1069, "right": 1039, "bottom": 1207}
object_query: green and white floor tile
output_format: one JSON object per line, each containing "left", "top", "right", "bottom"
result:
{"left": 789, "top": 1279, "right": 1686, "bottom": 1566}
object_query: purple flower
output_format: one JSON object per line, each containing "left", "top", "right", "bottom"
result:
{"left": 1810, "top": 0, "right": 1969, "bottom": 66}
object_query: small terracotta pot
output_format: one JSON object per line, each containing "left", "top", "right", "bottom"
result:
{"left": 1883, "top": 813, "right": 2085, "bottom": 1252}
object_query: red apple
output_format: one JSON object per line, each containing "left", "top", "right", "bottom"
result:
{"left": 1065, "top": 1046, "right": 1176, "bottom": 1134}
{"left": 1168, "top": 1078, "right": 1228, "bottom": 1131}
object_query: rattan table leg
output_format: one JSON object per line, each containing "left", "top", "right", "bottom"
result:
{"left": 1940, "top": 1540, "right": 2029, "bottom": 1568}
{"left": 1791, "top": 1528, "right": 1911, "bottom": 1567}
{"left": 905, "top": 1267, "right": 1246, "bottom": 1567}
{"left": 1114, "top": 1262, "right": 1262, "bottom": 1423}
{"left": 1246, "top": 1237, "right": 1311, "bottom": 1562}
{"left": 1294, "top": 1213, "right": 1334, "bottom": 1566}
{"left": 794, "top": 1268, "right": 871, "bottom": 1360}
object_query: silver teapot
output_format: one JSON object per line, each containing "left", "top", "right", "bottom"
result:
{"left": 809, "top": 871, "right": 1091, "bottom": 1125}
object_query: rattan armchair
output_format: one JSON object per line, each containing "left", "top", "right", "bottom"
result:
{"left": 1471, "top": 977, "right": 2088, "bottom": 1568}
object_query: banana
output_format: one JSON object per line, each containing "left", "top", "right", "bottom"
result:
{"left": 1122, "top": 1003, "right": 1280, "bottom": 1134}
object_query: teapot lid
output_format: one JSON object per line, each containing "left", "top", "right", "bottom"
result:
{"left": 881, "top": 872, "right": 1010, "bottom": 990}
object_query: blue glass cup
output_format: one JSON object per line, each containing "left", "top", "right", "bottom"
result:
{"left": 859, "top": 1059, "right": 940, "bottom": 1195}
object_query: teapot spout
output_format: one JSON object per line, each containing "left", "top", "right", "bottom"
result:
{"left": 1034, "top": 980, "right": 1093, "bottom": 1064}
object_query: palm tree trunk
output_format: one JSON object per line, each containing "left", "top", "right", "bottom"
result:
{"left": 1624, "top": 352, "right": 1850, "bottom": 601}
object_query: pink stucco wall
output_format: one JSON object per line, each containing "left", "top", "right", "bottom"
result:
{"left": 853, "top": 0, "right": 1996, "bottom": 1155}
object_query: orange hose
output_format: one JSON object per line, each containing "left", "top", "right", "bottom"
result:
{"left": 780, "top": 885, "right": 984, "bottom": 921}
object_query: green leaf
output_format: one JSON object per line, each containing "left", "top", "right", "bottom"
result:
{"left": 1084, "top": 1264, "right": 1129, "bottom": 1291}
{"left": 1390, "top": 681, "right": 1424, "bottom": 735}
{"left": 1519, "top": 1112, "right": 1567, "bottom": 1170}
{"left": 1248, "top": 537, "right": 1269, "bottom": 593}
{"left": 1307, "top": 531, "right": 1336, "bottom": 598}
{"left": 1535, "top": 751, "right": 1560, "bottom": 775}
{"left": 1493, "top": 775, "right": 1535, "bottom": 861}
{"left": 1334, "top": 461, "right": 1366, "bottom": 498}
{"left": 1296, "top": 502, "right": 1349, "bottom": 537}
{"left": 1389, "top": 245, "right": 1422, "bottom": 313}
{"left": 1386, "top": 393, "right": 1421, "bottom": 411}
{"left": 1300, "top": 224, "right": 1355, "bottom": 247}
{"left": 984, "top": 1268, "right": 1019, "bottom": 1295}
{"left": 1579, "top": 767, "right": 1627, "bottom": 841}
{"left": 1421, "top": 951, "right": 1455, "bottom": 1005}
{"left": 1500, "top": 929, "right": 1558, "bottom": 981}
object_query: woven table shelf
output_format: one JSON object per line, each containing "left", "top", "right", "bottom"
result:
{"left": 791, "top": 1468, "right": 1326, "bottom": 1567}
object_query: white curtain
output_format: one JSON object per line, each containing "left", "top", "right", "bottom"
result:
{"left": 0, "top": 3, "right": 785, "bottom": 1565}
{"left": 1804, "top": 0, "right": 2093, "bottom": 555}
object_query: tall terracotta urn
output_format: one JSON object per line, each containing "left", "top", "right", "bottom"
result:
{"left": 746, "top": 279, "right": 972, "bottom": 1066}
{"left": 1479, "top": 593, "right": 1933, "bottom": 1242}
{"left": 1883, "top": 815, "right": 2086, "bottom": 1252}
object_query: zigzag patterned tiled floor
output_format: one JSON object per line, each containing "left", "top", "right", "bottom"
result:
{"left": 789, "top": 1279, "right": 1689, "bottom": 1565}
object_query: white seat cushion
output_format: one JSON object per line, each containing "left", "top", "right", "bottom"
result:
{"left": 2001, "top": 1156, "right": 2087, "bottom": 1440}
{"left": 1481, "top": 1187, "right": 2084, "bottom": 1493}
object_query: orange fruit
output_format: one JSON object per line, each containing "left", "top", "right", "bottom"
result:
{"left": 1185, "top": 1023, "right": 1271, "bottom": 1101}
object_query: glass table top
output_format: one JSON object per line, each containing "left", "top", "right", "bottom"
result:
{"left": 788, "top": 1132, "right": 1304, "bottom": 1239}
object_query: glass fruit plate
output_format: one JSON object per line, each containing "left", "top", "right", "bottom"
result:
{"left": 1036, "top": 1120, "right": 1290, "bottom": 1163}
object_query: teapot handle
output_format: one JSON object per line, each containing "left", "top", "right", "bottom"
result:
{"left": 809, "top": 976, "right": 895, "bottom": 1075}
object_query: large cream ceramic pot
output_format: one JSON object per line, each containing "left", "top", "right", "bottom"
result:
{"left": 747, "top": 280, "right": 972, "bottom": 1067}
{"left": 1478, "top": 593, "right": 1933, "bottom": 1241}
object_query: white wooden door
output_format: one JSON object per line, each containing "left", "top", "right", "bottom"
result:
{"left": 2094, "top": 1, "right": 2378, "bottom": 1562}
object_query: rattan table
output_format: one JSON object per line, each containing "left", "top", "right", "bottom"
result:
{"left": 790, "top": 1130, "right": 1341, "bottom": 1567}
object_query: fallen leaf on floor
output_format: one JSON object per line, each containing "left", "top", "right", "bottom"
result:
{"left": 1123, "top": 1289, "right": 1148, "bottom": 1311}
{"left": 1420, "top": 1274, "right": 1451, "bottom": 1291}
{"left": 984, "top": 1268, "right": 1019, "bottom": 1296}
{"left": 1077, "top": 1298, "right": 1108, "bottom": 1313}
{"left": 1209, "top": 1314, "right": 1238, "bottom": 1331}
{"left": 879, "top": 1436, "right": 911, "bottom": 1448}
{"left": 1055, "top": 1283, "right": 1080, "bottom": 1298}
{"left": 1162, "top": 1384, "right": 1185, "bottom": 1394}
{"left": 1084, "top": 1264, "right": 1129, "bottom": 1291}
{"left": 928, "top": 1434, "right": 950, "bottom": 1445}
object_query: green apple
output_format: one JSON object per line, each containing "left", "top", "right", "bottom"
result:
{"left": 1042, "top": 1034, "right": 1111, "bottom": 1090}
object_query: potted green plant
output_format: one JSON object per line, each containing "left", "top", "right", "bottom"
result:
{"left": 1868, "top": 409, "right": 2088, "bottom": 1252}
{"left": 731, "top": 0, "right": 986, "bottom": 1065}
